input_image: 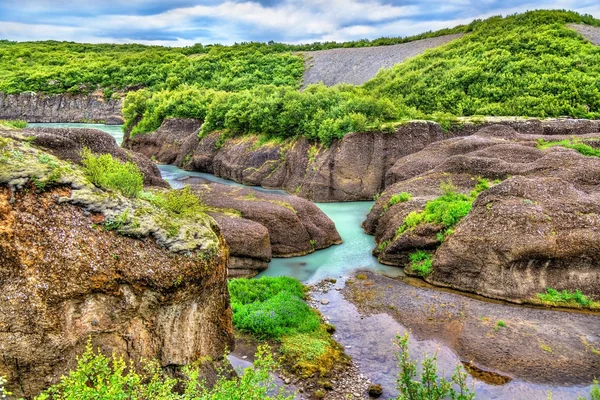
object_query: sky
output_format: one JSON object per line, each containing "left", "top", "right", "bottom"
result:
{"left": 0, "top": 0, "right": 599, "bottom": 46}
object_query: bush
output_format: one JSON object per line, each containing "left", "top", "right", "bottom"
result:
{"left": 395, "top": 332, "right": 474, "bottom": 400}
{"left": 408, "top": 251, "right": 433, "bottom": 277}
{"left": 81, "top": 148, "right": 144, "bottom": 197}
{"left": 537, "top": 138, "right": 600, "bottom": 158}
{"left": 34, "top": 340, "right": 294, "bottom": 400}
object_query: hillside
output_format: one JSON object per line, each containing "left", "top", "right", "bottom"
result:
{"left": 301, "top": 34, "right": 463, "bottom": 87}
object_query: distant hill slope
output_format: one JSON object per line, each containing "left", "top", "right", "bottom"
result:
{"left": 301, "top": 34, "right": 463, "bottom": 87}
{"left": 569, "top": 23, "right": 600, "bottom": 45}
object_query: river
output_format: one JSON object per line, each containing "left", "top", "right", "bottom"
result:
{"left": 29, "top": 123, "right": 597, "bottom": 400}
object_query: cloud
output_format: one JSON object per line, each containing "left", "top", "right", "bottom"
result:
{"left": 0, "top": 0, "right": 598, "bottom": 46}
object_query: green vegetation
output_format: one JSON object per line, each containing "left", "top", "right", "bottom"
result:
{"left": 537, "top": 138, "right": 600, "bottom": 157}
{"left": 0, "top": 119, "right": 27, "bottom": 129}
{"left": 82, "top": 148, "right": 144, "bottom": 198}
{"left": 31, "top": 340, "right": 293, "bottom": 400}
{"left": 408, "top": 251, "right": 433, "bottom": 277}
{"left": 228, "top": 277, "right": 319, "bottom": 339}
{"left": 536, "top": 288, "right": 600, "bottom": 309}
{"left": 384, "top": 192, "right": 413, "bottom": 211}
{"left": 0, "top": 42, "right": 303, "bottom": 94}
{"left": 394, "top": 332, "right": 474, "bottom": 400}
{"left": 228, "top": 277, "right": 345, "bottom": 377}
{"left": 366, "top": 10, "right": 600, "bottom": 119}
{"left": 397, "top": 178, "right": 497, "bottom": 240}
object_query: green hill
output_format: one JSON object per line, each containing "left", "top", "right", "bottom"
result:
{"left": 1, "top": 10, "right": 599, "bottom": 144}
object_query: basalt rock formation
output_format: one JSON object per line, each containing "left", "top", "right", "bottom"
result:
{"left": 126, "top": 118, "right": 446, "bottom": 202}
{"left": 0, "top": 135, "right": 234, "bottom": 398}
{"left": 178, "top": 176, "right": 342, "bottom": 277}
{"left": 4, "top": 126, "right": 168, "bottom": 188}
{"left": 364, "top": 124, "right": 600, "bottom": 303}
{"left": 0, "top": 92, "right": 122, "bottom": 123}
{"left": 126, "top": 118, "right": 600, "bottom": 202}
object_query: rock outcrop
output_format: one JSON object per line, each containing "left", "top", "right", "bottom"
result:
{"left": 178, "top": 176, "right": 342, "bottom": 277}
{"left": 5, "top": 126, "right": 168, "bottom": 188}
{"left": 0, "top": 135, "right": 234, "bottom": 398}
{"left": 364, "top": 124, "right": 600, "bottom": 303}
{"left": 127, "top": 118, "right": 445, "bottom": 202}
{"left": 126, "top": 117, "right": 600, "bottom": 202}
{"left": 0, "top": 92, "right": 122, "bottom": 123}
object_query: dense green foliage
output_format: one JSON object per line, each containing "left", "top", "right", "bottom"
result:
{"left": 536, "top": 288, "right": 599, "bottom": 309}
{"left": 124, "top": 10, "right": 600, "bottom": 145}
{"left": 537, "top": 138, "right": 600, "bottom": 157}
{"left": 32, "top": 341, "right": 293, "bottom": 400}
{"left": 394, "top": 333, "right": 474, "bottom": 400}
{"left": 228, "top": 277, "right": 345, "bottom": 377}
{"left": 228, "top": 277, "right": 320, "bottom": 339}
{"left": 0, "top": 42, "right": 303, "bottom": 94}
{"left": 82, "top": 148, "right": 144, "bottom": 197}
{"left": 366, "top": 10, "right": 600, "bottom": 119}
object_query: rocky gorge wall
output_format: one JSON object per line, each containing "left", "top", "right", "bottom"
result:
{"left": 365, "top": 124, "right": 600, "bottom": 304}
{"left": 126, "top": 118, "right": 600, "bottom": 202}
{"left": 0, "top": 92, "right": 123, "bottom": 124}
{"left": 0, "top": 132, "right": 233, "bottom": 398}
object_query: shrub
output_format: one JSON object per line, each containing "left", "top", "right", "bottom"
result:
{"left": 82, "top": 148, "right": 144, "bottom": 197}
{"left": 34, "top": 340, "right": 294, "bottom": 400}
{"left": 394, "top": 332, "right": 474, "bottom": 400}
{"left": 389, "top": 192, "right": 412, "bottom": 207}
{"left": 408, "top": 251, "right": 433, "bottom": 277}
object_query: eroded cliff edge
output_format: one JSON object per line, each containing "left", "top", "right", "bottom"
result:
{"left": 0, "top": 133, "right": 234, "bottom": 398}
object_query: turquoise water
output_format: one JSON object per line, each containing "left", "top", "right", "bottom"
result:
{"left": 259, "top": 201, "right": 403, "bottom": 283}
{"left": 27, "top": 123, "right": 400, "bottom": 283}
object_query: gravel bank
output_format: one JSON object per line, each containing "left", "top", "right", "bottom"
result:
{"left": 569, "top": 23, "right": 600, "bottom": 45}
{"left": 301, "top": 34, "right": 463, "bottom": 87}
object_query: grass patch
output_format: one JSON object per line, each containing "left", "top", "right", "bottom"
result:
{"left": 82, "top": 148, "right": 143, "bottom": 198}
{"left": 408, "top": 250, "right": 433, "bottom": 277}
{"left": 228, "top": 277, "right": 346, "bottom": 378}
{"left": 384, "top": 192, "right": 412, "bottom": 211}
{"left": 537, "top": 138, "right": 600, "bottom": 158}
{"left": 535, "top": 288, "right": 600, "bottom": 309}
{"left": 228, "top": 277, "right": 319, "bottom": 340}
{"left": 0, "top": 119, "right": 27, "bottom": 129}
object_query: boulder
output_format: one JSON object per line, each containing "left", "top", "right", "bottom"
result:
{"left": 105, "top": 115, "right": 124, "bottom": 125}
{"left": 0, "top": 137, "right": 234, "bottom": 398}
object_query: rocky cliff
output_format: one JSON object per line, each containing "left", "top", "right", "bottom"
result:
{"left": 0, "top": 92, "right": 123, "bottom": 123}
{"left": 0, "top": 133, "right": 233, "bottom": 398}
{"left": 364, "top": 124, "right": 600, "bottom": 303}
{"left": 126, "top": 118, "right": 600, "bottom": 202}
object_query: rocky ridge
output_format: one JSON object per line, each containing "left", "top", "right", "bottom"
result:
{"left": 0, "top": 92, "right": 123, "bottom": 123}
{"left": 365, "top": 124, "right": 600, "bottom": 303}
{"left": 126, "top": 117, "right": 600, "bottom": 202}
{"left": 0, "top": 134, "right": 233, "bottom": 398}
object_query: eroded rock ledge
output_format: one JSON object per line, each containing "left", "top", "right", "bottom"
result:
{"left": 125, "top": 117, "right": 600, "bottom": 202}
{"left": 0, "top": 135, "right": 233, "bottom": 398}
{"left": 365, "top": 124, "right": 600, "bottom": 304}
{"left": 0, "top": 92, "right": 123, "bottom": 123}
